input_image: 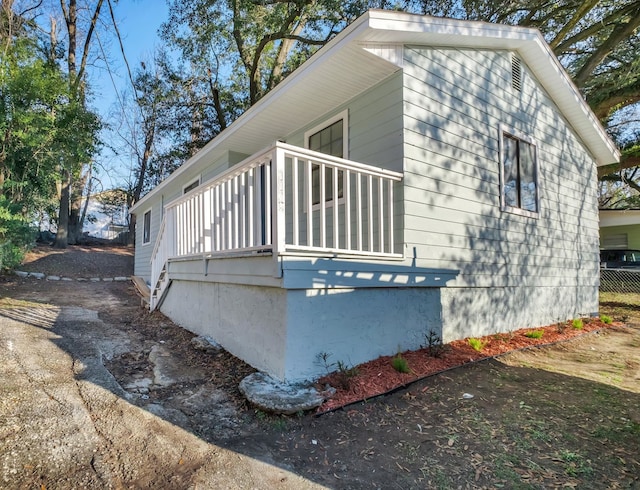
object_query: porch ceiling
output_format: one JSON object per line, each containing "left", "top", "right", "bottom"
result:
{"left": 132, "top": 10, "right": 619, "bottom": 215}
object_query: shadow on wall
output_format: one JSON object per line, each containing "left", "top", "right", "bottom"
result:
{"left": 401, "top": 47, "right": 599, "bottom": 339}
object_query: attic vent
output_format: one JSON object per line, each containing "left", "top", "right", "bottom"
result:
{"left": 511, "top": 55, "right": 522, "bottom": 92}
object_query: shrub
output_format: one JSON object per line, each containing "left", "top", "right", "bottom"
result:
{"left": 600, "top": 315, "right": 613, "bottom": 324}
{"left": 468, "top": 338, "right": 485, "bottom": 352}
{"left": 0, "top": 198, "right": 36, "bottom": 271}
{"left": 391, "top": 355, "right": 410, "bottom": 373}
{"left": 572, "top": 318, "right": 584, "bottom": 330}
{"left": 525, "top": 330, "right": 544, "bottom": 339}
{"left": 423, "top": 329, "right": 446, "bottom": 358}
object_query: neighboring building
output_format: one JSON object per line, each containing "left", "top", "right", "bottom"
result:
{"left": 82, "top": 190, "right": 130, "bottom": 243}
{"left": 600, "top": 209, "right": 640, "bottom": 249}
{"left": 130, "top": 10, "right": 619, "bottom": 382}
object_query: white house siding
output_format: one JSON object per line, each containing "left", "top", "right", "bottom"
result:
{"left": 402, "top": 46, "right": 600, "bottom": 338}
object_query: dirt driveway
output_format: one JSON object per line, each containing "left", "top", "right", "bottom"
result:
{"left": 0, "top": 246, "right": 638, "bottom": 489}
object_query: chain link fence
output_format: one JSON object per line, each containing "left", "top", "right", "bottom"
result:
{"left": 599, "top": 268, "right": 640, "bottom": 293}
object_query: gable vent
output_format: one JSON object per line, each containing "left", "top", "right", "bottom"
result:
{"left": 511, "top": 55, "right": 522, "bottom": 92}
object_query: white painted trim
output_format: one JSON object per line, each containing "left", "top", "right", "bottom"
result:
{"left": 304, "top": 109, "right": 349, "bottom": 158}
{"left": 498, "top": 124, "right": 539, "bottom": 219}
{"left": 600, "top": 210, "right": 640, "bottom": 228}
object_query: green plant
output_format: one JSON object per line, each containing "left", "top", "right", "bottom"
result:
{"left": 423, "top": 329, "right": 446, "bottom": 357}
{"left": 600, "top": 314, "right": 613, "bottom": 324}
{"left": 391, "top": 354, "right": 410, "bottom": 373}
{"left": 572, "top": 318, "right": 584, "bottom": 330}
{"left": 335, "top": 360, "right": 359, "bottom": 390}
{"left": 468, "top": 338, "right": 486, "bottom": 352}
{"left": 525, "top": 330, "right": 544, "bottom": 339}
{"left": 315, "top": 351, "right": 335, "bottom": 374}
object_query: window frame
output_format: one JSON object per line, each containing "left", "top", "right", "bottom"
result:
{"left": 499, "top": 125, "right": 539, "bottom": 218}
{"left": 304, "top": 109, "right": 349, "bottom": 208}
{"left": 142, "top": 208, "right": 152, "bottom": 246}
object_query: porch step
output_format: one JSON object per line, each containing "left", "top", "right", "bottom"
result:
{"left": 131, "top": 276, "right": 151, "bottom": 307}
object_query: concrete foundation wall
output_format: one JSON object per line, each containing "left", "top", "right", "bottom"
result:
{"left": 284, "top": 287, "right": 442, "bottom": 381}
{"left": 160, "top": 281, "right": 288, "bottom": 379}
{"left": 440, "top": 285, "right": 598, "bottom": 342}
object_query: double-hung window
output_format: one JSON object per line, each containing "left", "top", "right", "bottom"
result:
{"left": 500, "top": 129, "right": 538, "bottom": 216}
{"left": 305, "top": 110, "right": 348, "bottom": 206}
{"left": 142, "top": 209, "right": 151, "bottom": 245}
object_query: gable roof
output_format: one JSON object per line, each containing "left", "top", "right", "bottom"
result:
{"left": 131, "top": 10, "right": 619, "bottom": 214}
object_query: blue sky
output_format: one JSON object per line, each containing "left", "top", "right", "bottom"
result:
{"left": 89, "top": 0, "right": 170, "bottom": 189}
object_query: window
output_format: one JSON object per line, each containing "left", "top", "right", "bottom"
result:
{"left": 500, "top": 130, "right": 538, "bottom": 215}
{"left": 142, "top": 209, "right": 151, "bottom": 244}
{"left": 304, "top": 110, "right": 348, "bottom": 206}
{"left": 183, "top": 178, "right": 200, "bottom": 194}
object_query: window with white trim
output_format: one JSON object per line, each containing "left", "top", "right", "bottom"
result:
{"left": 304, "top": 110, "right": 348, "bottom": 206}
{"left": 142, "top": 209, "right": 151, "bottom": 244}
{"left": 500, "top": 130, "right": 538, "bottom": 215}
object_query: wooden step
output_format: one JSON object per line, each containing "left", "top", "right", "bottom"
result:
{"left": 131, "top": 276, "right": 151, "bottom": 307}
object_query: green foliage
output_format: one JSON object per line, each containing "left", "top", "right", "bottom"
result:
{"left": 391, "top": 354, "right": 410, "bottom": 373}
{"left": 600, "top": 315, "right": 613, "bottom": 324}
{"left": 572, "top": 318, "right": 584, "bottom": 330}
{"left": 468, "top": 338, "right": 486, "bottom": 352}
{"left": 0, "top": 197, "right": 35, "bottom": 270}
{"left": 524, "top": 330, "right": 544, "bottom": 339}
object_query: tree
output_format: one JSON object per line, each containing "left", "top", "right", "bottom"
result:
{"left": 53, "top": 0, "right": 105, "bottom": 247}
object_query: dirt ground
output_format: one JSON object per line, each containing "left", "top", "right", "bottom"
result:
{"left": 0, "top": 245, "right": 638, "bottom": 489}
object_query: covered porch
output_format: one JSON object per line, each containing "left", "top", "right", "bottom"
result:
{"left": 149, "top": 141, "right": 404, "bottom": 310}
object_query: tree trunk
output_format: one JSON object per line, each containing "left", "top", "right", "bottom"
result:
{"left": 54, "top": 168, "right": 70, "bottom": 248}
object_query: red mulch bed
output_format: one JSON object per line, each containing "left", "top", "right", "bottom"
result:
{"left": 316, "top": 317, "right": 617, "bottom": 413}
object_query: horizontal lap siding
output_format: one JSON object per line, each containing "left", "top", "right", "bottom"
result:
{"left": 402, "top": 47, "right": 599, "bottom": 289}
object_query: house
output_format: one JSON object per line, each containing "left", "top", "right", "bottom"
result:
{"left": 600, "top": 209, "right": 640, "bottom": 250}
{"left": 130, "top": 10, "right": 619, "bottom": 383}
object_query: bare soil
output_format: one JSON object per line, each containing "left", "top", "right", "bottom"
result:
{"left": 1, "top": 245, "right": 638, "bottom": 489}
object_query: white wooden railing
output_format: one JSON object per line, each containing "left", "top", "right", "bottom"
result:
{"left": 149, "top": 142, "right": 403, "bottom": 308}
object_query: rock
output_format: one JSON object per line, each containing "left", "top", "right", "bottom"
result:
{"left": 76, "top": 278, "right": 88, "bottom": 282}
{"left": 89, "top": 278, "right": 101, "bottom": 282}
{"left": 29, "top": 272, "right": 45, "bottom": 279}
{"left": 239, "top": 372, "right": 327, "bottom": 415}
{"left": 191, "top": 336, "right": 221, "bottom": 354}
{"left": 102, "top": 277, "right": 114, "bottom": 282}
{"left": 47, "top": 275, "right": 61, "bottom": 281}
{"left": 114, "top": 276, "right": 128, "bottom": 282}
{"left": 61, "top": 277, "right": 73, "bottom": 281}
{"left": 14, "top": 271, "right": 29, "bottom": 278}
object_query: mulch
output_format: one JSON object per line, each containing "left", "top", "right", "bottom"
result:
{"left": 317, "top": 317, "right": 618, "bottom": 413}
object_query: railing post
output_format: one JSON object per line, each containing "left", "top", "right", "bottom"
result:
{"left": 271, "top": 144, "right": 286, "bottom": 272}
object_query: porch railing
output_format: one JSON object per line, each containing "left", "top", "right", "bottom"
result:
{"left": 149, "top": 142, "right": 403, "bottom": 306}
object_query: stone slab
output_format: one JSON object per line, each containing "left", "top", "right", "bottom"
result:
{"left": 239, "top": 372, "right": 331, "bottom": 415}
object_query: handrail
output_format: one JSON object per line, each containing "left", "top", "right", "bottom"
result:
{"left": 148, "top": 141, "right": 404, "bottom": 295}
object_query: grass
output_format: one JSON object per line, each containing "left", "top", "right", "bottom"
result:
{"left": 600, "top": 314, "right": 613, "bottom": 324}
